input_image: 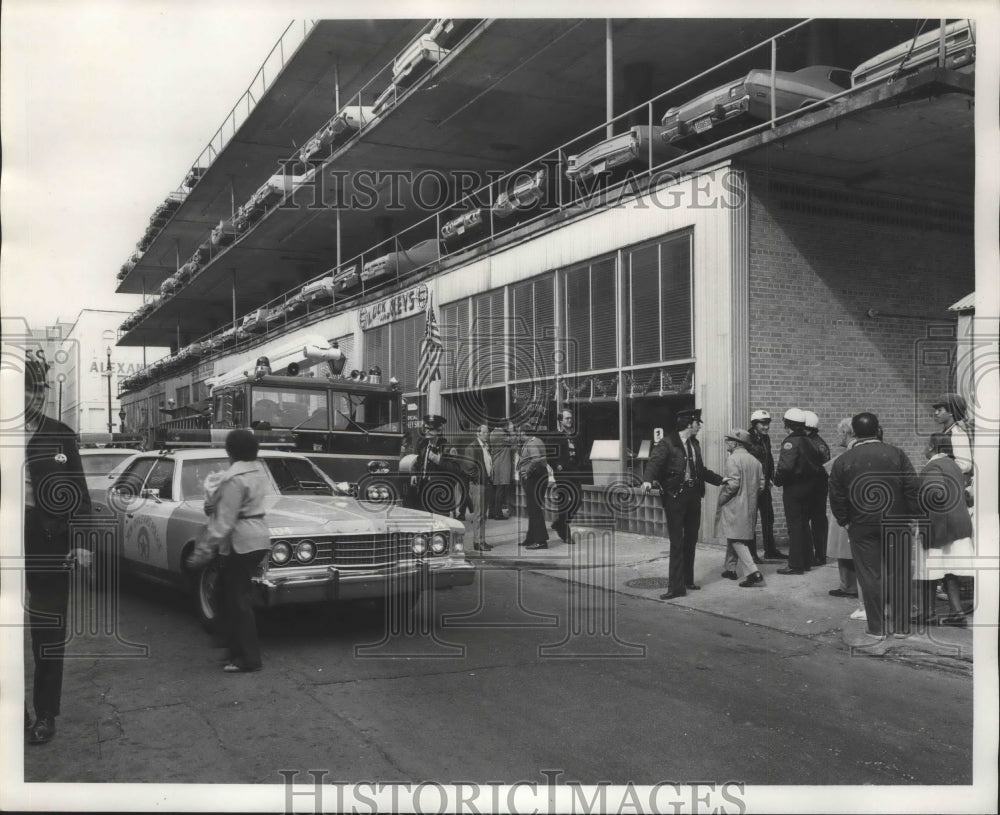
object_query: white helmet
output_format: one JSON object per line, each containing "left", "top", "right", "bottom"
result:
{"left": 783, "top": 407, "right": 807, "bottom": 425}
{"left": 750, "top": 409, "right": 770, "bottom": 423}
{"left": 802, "top": 410, "right": 819, "bottom": 430}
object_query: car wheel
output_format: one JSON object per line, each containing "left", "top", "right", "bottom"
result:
{"left": 193, "top": 560, "right": 223, "bottom": 631}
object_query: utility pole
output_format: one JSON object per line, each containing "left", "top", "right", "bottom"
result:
{"left": 106, "top": 347, "right": 113, "bottom": 434}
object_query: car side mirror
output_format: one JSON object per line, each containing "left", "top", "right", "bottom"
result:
{"left": 140, "top": 488, "right": 162, "bottom": 503}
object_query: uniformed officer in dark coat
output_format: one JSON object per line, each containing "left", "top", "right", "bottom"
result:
{"left": 829, "top": 412, "right": 919, "bottom": 638}
{"left": 546, "top": 408, "right": 583, "bottom": 543}
{"left": 23, "top": 354, "right": 92, "bottom": 745}
{"left": 803, "top": 410, "right": 832, "bottom": 566}
{"left": 407, "top": 414, "right": 454, "bottom": 515}
{"left": 747, "top": 409, "right": 786, "bottom": 560}
{"left": 773, "top": 408, "right": 827, "bottom": 574}
{"left": 642, "top": 408, "right": 725, "bottom": 600}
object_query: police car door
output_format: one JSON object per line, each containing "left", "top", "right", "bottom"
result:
{"left": 109, "top": 457, "right": 175, "bottom": 575}
{"left": 124, "top": 457, "right": 176, "bottom": 574}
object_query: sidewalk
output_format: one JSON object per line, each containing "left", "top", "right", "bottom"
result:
{"left": 465, "top": 514, "right": 975, "bottom": 672}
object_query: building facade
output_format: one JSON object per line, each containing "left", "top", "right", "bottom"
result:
{"left": 112, "top": 18, "right": 977, "bottom": 540}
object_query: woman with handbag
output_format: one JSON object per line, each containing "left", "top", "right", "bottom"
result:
{"left": 190, "top": 429, "right": 271, "bottom": 672}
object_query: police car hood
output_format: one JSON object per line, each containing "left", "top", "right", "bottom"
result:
{"left": 256, "top": 494, "right": 462, "bottom": 537}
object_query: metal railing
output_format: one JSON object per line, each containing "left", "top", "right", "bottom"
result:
{"left": 122, "top": 17, "right": 962, "bottom": 390}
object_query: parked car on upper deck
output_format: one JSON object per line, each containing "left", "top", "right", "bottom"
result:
{"left": 566, "top": 125, "right": 682, "bottom": 182}
{"left": 661, "top": 65, "right": 851, "bottom": 145}
{"left": 88, "top": 449, "right": 473, "bottom": 625}
{"left": 851, "top": 19, "right": 975, "bottom": 87}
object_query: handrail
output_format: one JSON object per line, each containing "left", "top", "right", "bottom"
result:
{"left": 121, "top": 17, "right": 959, "bottom": 387}
{"left": 183, "top": 20, "right": 317, "bottom": 192}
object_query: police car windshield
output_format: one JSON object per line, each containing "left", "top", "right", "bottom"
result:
{"left": 262, "top": 457, "right": 335, "bottom": 495}
{"left": 179, "top": 458, "right": 231, "bottom": 500}
{"left": 80, "top": 452, "right": 133, "bottom": 476}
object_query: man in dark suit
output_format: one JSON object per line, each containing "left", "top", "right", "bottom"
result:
{"left": 642, "top": 408, "right": 725, "bottom": 599}
{"left": 829, "top": 412, "right": 919, "bottom": 639}
{"left": 23, "top": 354, "right": 92, "bottom": 745}
{"left": 462, "top": 424, "right": 494, "bottom": 551}
{"left": 547, "top": 408, "right": 582, "bottom": 543}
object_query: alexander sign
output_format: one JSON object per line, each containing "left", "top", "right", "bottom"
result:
{"left": 358, "top": 284, "right": 429, "bottom": 331}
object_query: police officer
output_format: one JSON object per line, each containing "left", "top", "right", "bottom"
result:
{"left": 747, "top": 409, "right": 787, "bottom": 560}
{"left": 547, "top": 408, "right": 582, "bottom": 543}
{"left": 802, "top": 410, "right": 832, "bottom": 566}
{"left": 642, "top": 408, "right": 725, "bottom": 599}
{"left": 773, "top": 408, "right": 826, "bottom": 575}
{"left": 408, "top": 414, "right": 453, "bottom": 515}
{"left": 24, "top": 354, "right": 92, "bottom": 745}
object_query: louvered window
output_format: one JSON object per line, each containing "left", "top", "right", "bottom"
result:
{"left": 561, "top": 256, "right": 617, "bottom": 374}
{"left": 511, "top": 273, "right": 555, "bottom": 380}
{"left": 390, "top": 314, "right": 424, "bottom": 391}
{"left": 471, "top": 290, "right": 506, "bottom": 385}
{"left": 363, "top": 324, "right": 390, "bottom": 379}
{"left": 625, "top": 232, "right": 692, "bottom": 365}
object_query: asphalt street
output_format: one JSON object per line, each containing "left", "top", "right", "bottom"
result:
{"left": 20, "top": 563, "right": 973, "bottom": 788}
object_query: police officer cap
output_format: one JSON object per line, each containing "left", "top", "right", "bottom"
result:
{"left": 750, "top": 409, "right": 770, "bottom": 423}
{"left": 932, "top": 393, "right": 967, "bottom": 422}
{"left": 676, "top": 408, "right": 702, "bottom": 422}
{"left": 802, "top": 410, "right": 820, "bottom": 430}
{"left": 851, "top": 412, "right": 880, "bottom": 439}
{"left": 725, "top": 429, "right": 753, "bottom": 446}
{"left": 422, "top": 414, "right": 446, "bottom": 429}
{"left": 783, "top": 407, "right": 807, "bottom": 425}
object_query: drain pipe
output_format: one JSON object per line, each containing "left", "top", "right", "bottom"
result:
{"left": 606, "top": 19, "right": 614, "bottom": 139}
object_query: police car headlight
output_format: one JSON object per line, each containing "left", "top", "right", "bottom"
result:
{"left": 451, "top": 533, "right": 465, "bottom": 554}
{"left": 411, "top": 534, "right": 428, "bottom": 555}
{"left": 365, "top": 484, "right": 391, "bottom": 501}
{"left": 295, "top": 540, "right": 316, "bottom": 563}
{"left": 430, "top": 533, "right": 448, "bottom": 554}
{"left": 271, "top": 540, "right": 292, "bottom": 565}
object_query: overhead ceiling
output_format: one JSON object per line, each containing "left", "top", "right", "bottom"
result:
{"left": 116, "top": 17, "right": 975, "bottom": 348}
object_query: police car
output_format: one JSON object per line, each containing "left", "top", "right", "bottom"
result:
{"left": 89, "top": 448, "right": 473, "bottom": 625}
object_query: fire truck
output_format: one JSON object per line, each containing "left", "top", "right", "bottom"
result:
{"left": 132, "top": 335, "right": 408, "bottom": 498}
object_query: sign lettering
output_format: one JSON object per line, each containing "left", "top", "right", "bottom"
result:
{"left": 358, "top": 284, "right": 429, "bottom": 331}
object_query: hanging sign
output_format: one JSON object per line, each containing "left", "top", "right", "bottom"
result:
{"left": 358, "top": 284, "right": 429, "bottom": 331}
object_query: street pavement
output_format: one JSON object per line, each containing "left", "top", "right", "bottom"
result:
{"left": 465, "top": 514, "right": 975, "bottom": 672}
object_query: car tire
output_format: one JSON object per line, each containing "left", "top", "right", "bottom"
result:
{"left": 192, "top": 559, "right": 224, "bottom": 631}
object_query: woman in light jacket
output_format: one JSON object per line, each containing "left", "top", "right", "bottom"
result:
{"left": 489, "top": 422, "right": 514, "bottom": 519}
{"left": 204, "top": 429, "right": 271, "bottom": 672}
{"left": 515, "top": 418, "right": 554, "bottom": 549}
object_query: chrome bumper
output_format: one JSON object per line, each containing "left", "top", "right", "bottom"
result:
{"left": 252, "top": 558, "right": 476, "bottom": 606}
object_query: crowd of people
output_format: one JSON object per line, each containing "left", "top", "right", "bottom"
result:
{"left": 22, "top": 337, "right": 977, "bottom": 746}
{"left": 404, "top": 408, "right": 585, "bottom": 551}
{"left": 642, "top": 395, "right": 976, "bottom": 639}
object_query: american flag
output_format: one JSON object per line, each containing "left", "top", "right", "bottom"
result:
{"left": 417, "top": 295, "right": 443, "bottom": 392}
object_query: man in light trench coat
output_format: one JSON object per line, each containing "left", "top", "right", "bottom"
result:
{"left": 717, "top": 429, "right": 766, "bottom": 587}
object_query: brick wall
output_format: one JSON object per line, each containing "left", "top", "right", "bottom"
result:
{"left": 746, "top": 172, "right": 974, "bottom": 539}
